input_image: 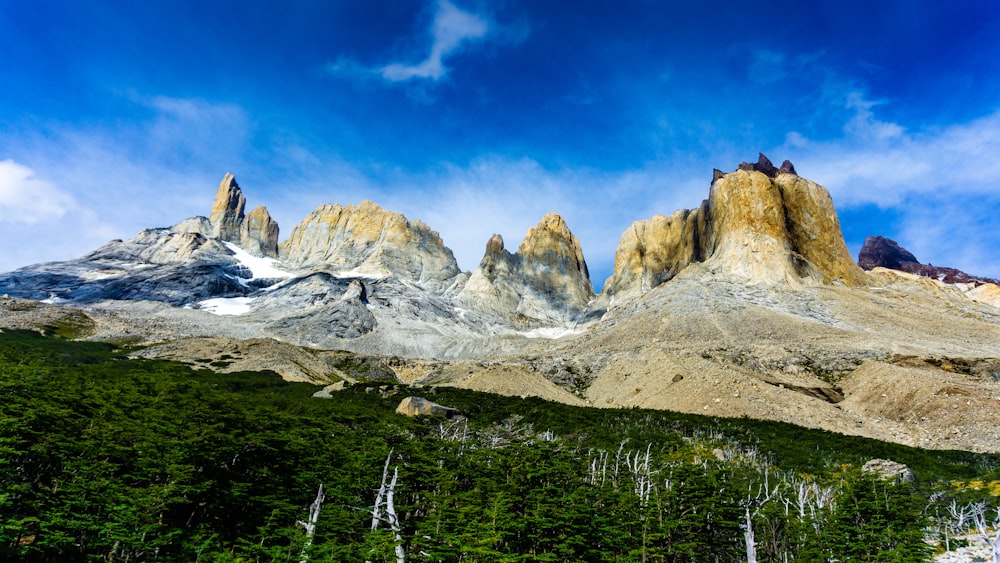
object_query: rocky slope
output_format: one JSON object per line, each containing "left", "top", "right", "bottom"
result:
{"left": 2, "top": 161, "right": 999, "bottom": 452}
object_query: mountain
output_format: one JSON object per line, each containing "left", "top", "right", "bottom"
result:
{"left": 2, "top": 158, "right": 999, "bottom": 452}
{"left": 858, "top": 235, "right": 1000, "bottom": 309}
{"left": 458, "top": 212, "right": 595, "bottom": 323}
{"left": 859, "top": 235, "right": 1000, "bottom": 285}
{"left": 280, "top": 200, "right": 460, "bottom": 286}
{"left": 602, "top": 153, "right": 864, "bottom": 300}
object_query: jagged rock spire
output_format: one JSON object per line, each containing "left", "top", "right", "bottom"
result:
{"left": 205, "top": 173, "right": 279, "bottom": 258}
{"left": 210, "top": 173, "right": 247, "bottom": 242}
{"left": 459, "top": 212, "right": 594, "bottom": 322}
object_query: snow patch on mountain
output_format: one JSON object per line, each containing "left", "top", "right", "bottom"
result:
{"left": 198, "top": 296, "right": 256, "bottom": 316}
{"left": 224, "top": 242, "right": 292, "bottom": 282}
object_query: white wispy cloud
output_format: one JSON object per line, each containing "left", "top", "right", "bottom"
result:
{"left": 380, "top": 0, "right": 488, "bottom": 81}
{"left": 782, "top": 92, "right": 1000, "bottom": 277}
{"left": 327, "top": 0, "right": 490, "bottom": 83}
{"left": 0, "top": 95, "right": 256, "bottom": 272}
{"left": 0, "top": 159, "right": 118, "bottom": 272}
{"left": 0, "top": 160, "right": 76, "bottom": 224}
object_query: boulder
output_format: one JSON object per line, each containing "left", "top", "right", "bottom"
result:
{"left": 395, "top": 396, "right": 460, "bottom": 418}
{"left": 862, "top": 459, "right": 915, "bottom": 483}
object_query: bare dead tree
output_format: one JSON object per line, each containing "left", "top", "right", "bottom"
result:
{"left": 296, "top": 484, "right": 325, "bottom": 563}
{"left": 742, "top": 470, "right": 778, "bottom": 563}
{"left": 368, "top": 452, "right": 406, "bottom": 563}
{"left": 969, "top": 502, "right": 1000, "bottom": 563}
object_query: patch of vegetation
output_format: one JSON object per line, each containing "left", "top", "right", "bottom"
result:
{"left": 0, "top": 330, "right": 995, "bottom": 562}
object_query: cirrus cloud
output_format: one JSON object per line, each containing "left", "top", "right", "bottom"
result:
{"left": 326, "top": 0, "right": 490, "bottom": 84}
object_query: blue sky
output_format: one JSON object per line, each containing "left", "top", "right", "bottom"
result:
{"left": 2, "top": 0, "right": 1000, "bottom": 288}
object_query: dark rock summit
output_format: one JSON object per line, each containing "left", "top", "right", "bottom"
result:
{"left": 737, "top": 153, "right": 780, "bottom": 177}
{"left": 733, "top": 153, "right": 798, "bottom": 178}
{"left": 858, "top": 236, "right": 999, "bottom": 285}
{"left": 857, "top": 236, "right": 919, "bottom": 271}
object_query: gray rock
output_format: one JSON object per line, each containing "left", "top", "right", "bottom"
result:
{"left": 459, "top": 213, "right": 594, "bottom": 323}
{"left": 862, "top": 459, "right": 915, "bottom": 482}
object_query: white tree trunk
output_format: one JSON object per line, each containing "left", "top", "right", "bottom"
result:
{"left": 386, "top": 467, "right": 406, "bottom": 563}
{"left": 369, "top": 452, "right": 405, "bottom": 563}
{"left": 297, "top": 484, "right": 325, "bottom": 563}
{"left": 744, "top": 506, "right": 757, "bottom": 563}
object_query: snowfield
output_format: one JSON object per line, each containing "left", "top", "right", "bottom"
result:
{"left": 198, "top": 296, "right": 256, "bottom": 316}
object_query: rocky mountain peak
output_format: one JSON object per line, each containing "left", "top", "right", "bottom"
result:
{"left": 858, "top": 236, "right": 919, "bottom": 271}
{"left": 280, "top": 200, "right": 460, "bottom": 285}
{"left": 210, "top": 173, "right": 247, "bottom": 242}
{"left": 604, "top": 156, "right": 865, "bottom": 299}
{"left": 459, "top": 213, "right": 594, "bottom": 323}
{"left": 484, "top": 233, "right": 506, "bottom": 257}
{"left": 858, "top": 235, "right": 999, "bottom": 286}
{"left": 737, "top": 152, "right": 780, "bottom": 177}
{"left": 517, "top": 212, "right": 590, "bottom": 280}
{"left": 185, "top": 173, "right": 279, "bottom": 258}
{"left": 241, "top": 205, "right": 279, "bottom": 258}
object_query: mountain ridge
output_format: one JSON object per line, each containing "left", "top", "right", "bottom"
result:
{"left": 2, "top": 155, "right": 999, "bottom": 452}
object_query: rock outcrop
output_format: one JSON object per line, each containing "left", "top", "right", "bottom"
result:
{"left": 209, "top": 173, "right": 247, "bottom": 242}
{"left": 858, "top": 236, "right": 999, "bottom": 285}
{"left": 604, "top": 154, "right": 865, "bottom": 298}
{"left": 178, "top": 173, "right": 280, "bottom": 258}
{"left": 862, "top": 459, "right": 915, "bottom": 483}
{"left": 395, "top": 396, "right": 460, "bottom": 418}
{"left": 240, "top": 205, "right": 280, "bottom": 259}
{"left": 458, "top": 212, "right": 595, "bottom": 322}
{"left": 280, "top": 201, "right": 461, "bottom": 285}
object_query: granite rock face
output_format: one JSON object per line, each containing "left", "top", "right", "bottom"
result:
{"left": 209, "top": 173, "right": 247, "bottom": 243}
{"left": 194, "top": 173, "right": 280, "bottom": 258}
{"left": 240, "top": 205, "right": 279, "bottom": 259}
{"left": 280, "top": 200, "right": 461, "bottom": 286}
{"left": 604, "top": 155, "right": 865, "bottom": 298}
{"left": 601, "top": 206, "right": 709, "bottom": 297}
{"left": 459, "top": 213, "right": 594, "bottom": 322}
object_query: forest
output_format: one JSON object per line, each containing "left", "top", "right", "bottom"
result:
{"left": 1, "top": 329, "right": 998, "bottom": 562}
